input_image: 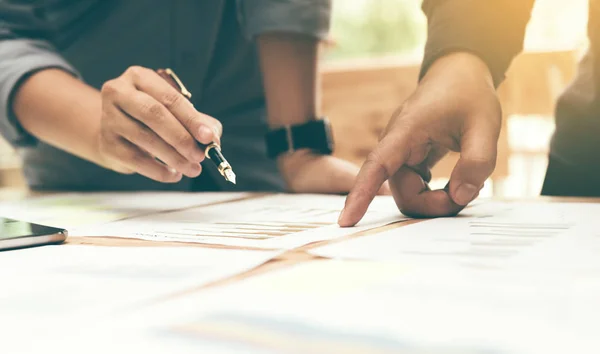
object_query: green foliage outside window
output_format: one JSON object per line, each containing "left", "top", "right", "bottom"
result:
{"left": 325, "top": 0, "right": 426, "bottom": 61}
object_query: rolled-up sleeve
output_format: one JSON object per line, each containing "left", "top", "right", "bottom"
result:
{"left": 0, "top": 37, "right": 78, "bottom": 146}
{"left": 420, "top": 0, "right": 535, "bottom": 87}
{"left": 237, "top": 0, "right": 331, "bottom": 40}
{"left": 1, "top": 0, "right": 80, "bottom": 148}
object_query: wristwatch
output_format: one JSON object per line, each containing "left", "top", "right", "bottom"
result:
{"left": 265, "top": 118, "right": 335, "bottom": 159}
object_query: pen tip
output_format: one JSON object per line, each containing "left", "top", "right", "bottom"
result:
{"left": 224, "top": 169, "right": 236, "bottom": 184}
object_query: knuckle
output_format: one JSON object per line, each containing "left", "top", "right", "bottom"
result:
{"left": 125, "top": 65, "right": 145, "bottom": 79}
{"left": 466, "top": 155, "right": 497, "bottom": 173}
{"left": 161, "top": 91, "right": 183, "bottom": 109}
{"left": 171, "top": 156, "right": 190, "bottom": 172}
{"left": 141, "top": 102, "right": 165, "bottom": 123}
{"left": 176, "top": 133, "right": 196, "bottom": 152}
{"left": 366, "top": 149, "right": 391, "bottom": 180}
{"left": 183, "top": 114, "right": 200, "bottom": 132}
{"left": 100, "top": 80, "right": 119, "bottom": 97}
{"left": 398, "top": 204, "right": 421, "bottom": 218}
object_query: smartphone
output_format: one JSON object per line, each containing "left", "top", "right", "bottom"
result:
{"left": 0, "top": 217, "right": 67, "bottom": 251}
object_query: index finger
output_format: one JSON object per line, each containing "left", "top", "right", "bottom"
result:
{"left": 338, "top": 132, "right": 410, "bottom": 227}
{"left": 127, "top": 67, "right": 223, "bottom": 145}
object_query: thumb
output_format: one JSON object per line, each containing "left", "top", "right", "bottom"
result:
{"left": 448, "top": 121, "right": 499, "bottom": 206}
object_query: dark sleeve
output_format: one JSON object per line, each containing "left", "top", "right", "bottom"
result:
{"left": 420, "top": 0, "right": 535, "bottom": 87}
{"left": 237, "top": 0, "right": 331, "bottom": 40}
{"left": 0, "top": 2, "right": 79, "bottom": 147}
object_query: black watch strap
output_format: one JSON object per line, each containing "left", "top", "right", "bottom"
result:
{"left": 265, "top": 118, "right": 334, "bottom": 159}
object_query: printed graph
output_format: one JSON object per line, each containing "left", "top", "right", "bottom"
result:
{"left": 134, "top": 221, "right": 330, "bottom": 241}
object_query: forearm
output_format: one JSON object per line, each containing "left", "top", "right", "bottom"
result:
{"left": 257, "top": 31, "right": 329, "bottom": 184}
{"left": 257, "top": 32, "right": 320, "bottom": 129}
{"left": 13, "top": 69, "right": 103, "bottom": 164}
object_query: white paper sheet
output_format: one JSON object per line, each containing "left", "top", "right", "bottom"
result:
{"left": 460, "top": 199, "right": 600, "bottom": 222}
{"left": 0, "top": 192, "right": 248, "bottom": 230}
{"left": 0, "top": 245, "right": 279, "bottom": 324}
{"left": 4, "top": 200, "right": 600, "bottom": 353}
{"left": 96, "top": 255, "right": 600, "bottom": 354}
{"left": 310, "top": 201, "right": 600, "bottom": 273}
{"left": 76, "top": 194, "right": 406, "bottom": 249}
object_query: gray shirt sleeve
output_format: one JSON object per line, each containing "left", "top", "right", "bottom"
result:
{"left": 0, "top": 5, "right": 79, "bottom": 147}
{"left": 236, "top": 0, "right": 331, "bottom": 40}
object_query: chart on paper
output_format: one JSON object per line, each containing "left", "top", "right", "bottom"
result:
{"left": 78, "top": 194, "right": 405, "bottom": 249}
{"left": 152, "top": 220, "right": 328, "bottom": 240}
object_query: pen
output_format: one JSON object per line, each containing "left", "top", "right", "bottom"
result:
{"left": 157, "top": 68, "right": 236, "bottom": 184}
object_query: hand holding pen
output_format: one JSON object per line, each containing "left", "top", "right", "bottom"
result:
{"left": 96, "top": 65, "right": 235, "bottom": 184}
{"left": 157, "top": 68, "right": 236, "bottom": 184}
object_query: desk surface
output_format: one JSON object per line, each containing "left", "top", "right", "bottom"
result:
{"left": 3, "top": 190, "right": 598, "bottom": 352}
{"left": 17, "top": 191, "right": 592, "bottom": 300}
{"left": 4, "top": 189, "right": 600, "bottom": 283}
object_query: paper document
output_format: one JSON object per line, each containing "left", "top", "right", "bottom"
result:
{"left": 311, "top": 201, "right": 600, "bottom": 273}
{"left": 77, "top": 194, "right": 406, "bottom": 249}
{"left": 98, "top": 259, "right": 600, "bottom": 354}
{"left": 460, "top": 199, "right": 600, "bottom": 221}
{"left": 0, "top": 192, "right": 248, "bottom": 230}
{"left": 0, "top": 245, "right": 279, "bottom": 324}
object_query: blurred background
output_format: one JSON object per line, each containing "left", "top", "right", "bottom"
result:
{"left": 0, "top": 0, "right": 590, "bottom": 196}
{"left": 322, "top": 0, "right": 588, "bottom": 198}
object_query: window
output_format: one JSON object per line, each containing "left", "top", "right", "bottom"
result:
{"left": 325, "top": 0, "right": 426, "bottom": 61}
